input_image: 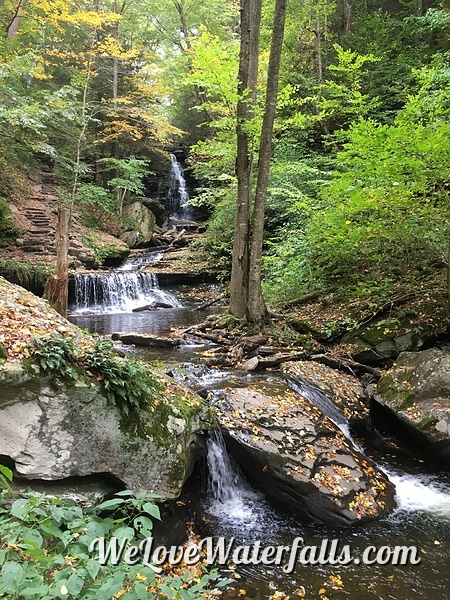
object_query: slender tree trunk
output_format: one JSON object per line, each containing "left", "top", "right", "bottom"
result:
{"left": 70, "top": 55, "right": 93, "bottom": 222}
{"left": 247, "top": 0, "right": 288, "bottom": 325}
{"left": 229, "top": 0, "right": 262, "bottom": 318}
{"left": 343, "top": 0, "right": 352, "bottom": 34}
{"left": 47, "top": 208, "right": 70, "bottom": 318}
{"left": 6, "top": 0, "right": 24, "bottom": 37}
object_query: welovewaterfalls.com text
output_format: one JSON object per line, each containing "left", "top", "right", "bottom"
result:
{"left": 89, "top": 537, "right": 421, "bottom": 574}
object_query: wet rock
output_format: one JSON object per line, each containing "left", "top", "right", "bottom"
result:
{"left": 135, "top": 197, "right": 170, "bottom": 229}
{"left": 216, "top": 382, "right": 395, "bottom": 527}
{"left": 374, "top": 348, "right": 450, "bottom": 460}
{"left": 132, "top": 301, "right": 173, "bottom": 312}
{"left": 0, "top": 366, "right": 216, "bottom": 499}
{"left": 111, "top": 332, "right": 181, "bottom": 347}
{"left": 121, "top": 201, "right": 156, "bottom": 248}
{"left": 281, "top": 361, "right": 369, "bottom": 424}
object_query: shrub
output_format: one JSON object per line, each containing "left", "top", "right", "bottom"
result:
{"left": 0, "top": 490, "right": 227, "bottom": 598}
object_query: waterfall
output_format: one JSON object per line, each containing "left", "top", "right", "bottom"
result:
{"left": 285, "top": 376, "right": 364, "bottom": 452}
{"left": 73, "top": 272, "right": 182, "bottom": 314}
{"left": 206, "top": 429, "right": 263, "bottom": 524}
{"left": 168, "top": 154, "right": 192, "bottom": 220}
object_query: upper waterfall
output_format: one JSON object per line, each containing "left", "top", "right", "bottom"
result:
{"left": 167, "top": 154, "right": 193, "bottom": 220}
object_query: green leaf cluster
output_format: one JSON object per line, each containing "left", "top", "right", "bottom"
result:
{"left": 29, "top": 336, "right": 162, "bottom": 418}
{"left": 0, "top": 491, "right": 226, "bottom": 599}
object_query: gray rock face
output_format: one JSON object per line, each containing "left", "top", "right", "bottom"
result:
{"left": 216, "top": 381, "right": 395, "bottom": 527}
{"left": 135, "top": 197, "right": 170, "bottom": 229}
{"left": 375, "top": 348, "right": 450, "bottom": 460}
{"left": 281, "top": 361, "right": 369, "bottom": 424}
{"left": 0, "top": 368, "right": 215, "bottom": 499}
{"left": 121, "top": 201, "right": 156, "bottom": 248}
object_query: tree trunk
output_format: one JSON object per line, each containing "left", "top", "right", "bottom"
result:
{"left": 47, "top": 208, "right": 70, "bottom": 318}
{"left": 247, "top": 0, "right": 288, "bottom": 325}
{"left": 229, "top": 0, "right": 262, "bottom": 319}
{"left": 6, "top": 0, "right": 24, "bottom": 38}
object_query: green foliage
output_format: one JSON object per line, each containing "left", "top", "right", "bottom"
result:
{"left": 75, "top": 184, "right": 119, "bottom": 228}
{"left": 29, "top": 336, "right": 162, "bottom": 417}
{"left": 82, "top": 339, "right": 162, "bottom": 416}
{"left": 202, "top": 192, "right": 236, "bottom": 277}
{"left": 264, "top": 58, "right": 450, "bottom": 304}
{"left": 98, "top": 157, "right": 151, "bottom": 201}
{"left": 0, "top": 198, "right": 19, "bottom": 247}
{"left": 31, "top": 334, "right": 79, "bottom": 381}
{"left": 0, "top": 490, "right": 225, "bottom": 599}
{"left": 0, "top": 259, "right": 54, "bottom": 295}
{"left": 0, "top": 465, "right": 13, "bottom": 493}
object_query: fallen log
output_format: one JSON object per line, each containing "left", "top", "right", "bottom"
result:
{"left": 195, "top": 292, "right": 227, "bottom": 311}
{"left": 111, "top": 332, "right": 180, "bottom": 348}
{"left": 240, "top": 351, "right": 310, "bottom": 371}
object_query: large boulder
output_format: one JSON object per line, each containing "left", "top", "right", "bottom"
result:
{"left": 0, "top": 364, "right": 216, "bottom": 498}
{"left": 135, "top": 197, "right": 170, "bottom": 229}
{"left": 374, "top": 348, "right": 450, "bottom": 460}
{"left": 215, "top": 381, "right": 395, "bottom": 527}
{"left": 121, "top": 201, "right": 156, "bottom": 248}
{"left": 281, "top": 361, "right": 369, "bottom": 424}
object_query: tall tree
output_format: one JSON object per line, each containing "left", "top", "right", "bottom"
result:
{"left": 229, "top": 0, "right": 288, "bottom": 324}
{"left": 247, "top": 0, "right": 288, "bottom": 324}
{"left": 229, "top": 0, "right": 261, "bottom": 318}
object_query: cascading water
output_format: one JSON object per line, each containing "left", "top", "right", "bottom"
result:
{"left": 73, "top": 271, "right": 182, "bottom": 314}
{"left": 205, "top": 429, "right": 264, "bottom": 526}
{"left": 285, "top": 375, "right": 365, "bottom": 452}
{"left": 167, "top": 154, "right": 193, "bottom": 221}
{"left": 118, "top": 251, "right": 164, "bottom": 271}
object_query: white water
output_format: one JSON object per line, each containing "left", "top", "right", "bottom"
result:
{"left": 168, "top": 154, "right": 192, "bottom": 220}
{"left": 206, "top": 429, "right": 263, "bottom": 526}
{"left": 73, "top": 272, "right": 182, "bottom": 314}
{"left": 118, "top": 252, "right": 164, "bottom": 271}
{"left": 383, "top": 469, "right": 450, "bottom": 517}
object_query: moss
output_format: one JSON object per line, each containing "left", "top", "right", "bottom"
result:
{"left": 417, "top": 413, "right": 437, "bottom": 431}
{"left": 0, "top": 259, "right": 54, "bottom": 296}
{"left": 0, "top": 198, "right": 20, "bottom": 247}
{"left": 0, "top": 342, "right": 7, "bottom": 363}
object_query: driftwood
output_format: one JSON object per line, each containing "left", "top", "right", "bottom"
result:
{"left": 188, "top": 330, "right": 233, "bottom": 345}
{"left": 195, "top": 292, "right": 227, "bottom": 311}
{"left": 240, "top": 351, "right": 310, "bottom": 371}
{"left": 168, "top": 228, "right": 186, "bottom": 248}
{"left": 282, "top": 290, "right": 324, "bottom": 308}
{"left": 309, "top": 354, "right": 381, "bottom": 379}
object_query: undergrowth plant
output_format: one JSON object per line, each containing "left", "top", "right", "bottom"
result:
{"left": 31, "top": 334, "right": 78, "bottom": 381}
{"left": 0, "top": 491, "right": 227, "bottom": 599}
{"left": 83, "top": 340, "right": 162, "bottom": 415}
{"left": 29, "top": 336, "right": 162, "bottom": 417}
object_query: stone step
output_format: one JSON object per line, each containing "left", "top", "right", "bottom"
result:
{"left": 28, "top": 228, "right": 53, "bottom": 234}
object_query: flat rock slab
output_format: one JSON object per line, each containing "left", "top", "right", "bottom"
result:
{"left": 282, "top": 361, "right": 369, "bottom": 423}
{"left": 112, "top": 332, "right": 180, "bottom": 347}
{"left": 216, "top": 381, "right": 395, "bottom": 527}
{"left": 375, "top": 348, "right": 450, "bottom": 460}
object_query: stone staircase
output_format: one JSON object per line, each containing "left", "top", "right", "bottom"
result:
{"left": 18, "top": 169, "right": 57, "bottom": 254}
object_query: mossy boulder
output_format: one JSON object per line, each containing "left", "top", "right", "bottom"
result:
{"left": 374, "top": 348, "right": 450, "bottom": 460}
{"left": 0, "top": 275, "right": 216, "bottom": 498}
{"left": 0, "top": 365, "right": 216, "bottom": 498}
{"left": 121, "top": 201, "right": 156, "bottom": 248}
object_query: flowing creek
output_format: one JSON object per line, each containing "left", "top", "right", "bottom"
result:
{"left": 68, "top": 253, "right": 450, "bottom": 600}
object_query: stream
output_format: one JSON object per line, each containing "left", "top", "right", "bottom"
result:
{"left": 67, "top": 250, "right": 450, "bottom": 600}
{"left": 67, "top": 157, "right": 450, "bottom": 598}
